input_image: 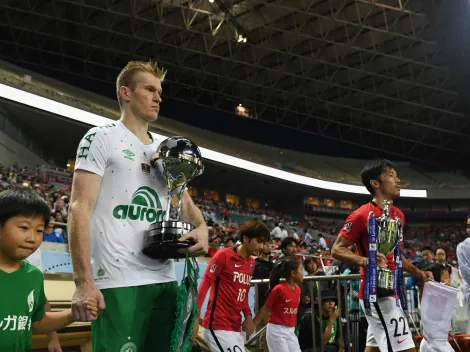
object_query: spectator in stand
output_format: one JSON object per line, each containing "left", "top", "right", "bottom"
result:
{"left": 290, "top": 228, "right": 299, "bottom": 241}
{"left": 206, "top": 236, "right": 221, "bottom": 258}
{"left": 54, "top": 210, "right": 65, "bottom": 223}
{"left": 43, "top": 217, "right": 65, "bottom": 243}
{"left": 53, "top": 211, "right": 68, "bottom": 243}
{"left": 298, "top": 258, "right": 320, "bottom": 323}
{"left": 435, "top": 247, "right": 447, "bottom": 266}
{"left": 271, "top": 222, "right": 282, "bottom": 239}
{"left": 304, "top": 228, "right": 313, "bottom": 245}
{"left": 52, "top": 197, "right": 68, "bottom": 219}
{"left": 415, "top": 246, "right": 435, "bottom": 270}
{"left": 323, "top": 249, "right": 334, "bottom": 266}
{"left": 436, "top": 247, "right": 460, "bottom": 288}
{"left": 319, "top": 233, "right": 327, "bottom": 249}
{"left": 273, "top": 238, "right": 281, "bottom": 250}
{"left": 224, "top": 238, "right": 235, "bottom": 248}
{"left": 278, "top": 237, "right": 298, "bottom": 259}
{"left": 280, "top": 224, "right": 288, "bottom": 240}
{"left": 252, "top": 239, "right": 273, "bottom": 352}
{"left": 298, "top": 289, "right": 344, "bottom": 352}
{"left": 316, "top": 248, "right": 327, "bottom": 268}
{"left": 253, "top": 238, "right": 274, "bottom": 345}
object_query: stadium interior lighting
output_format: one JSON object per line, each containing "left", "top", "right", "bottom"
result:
{"left": 0, "top": 83, "right": 427, "bottom": 198}
{"left": 235, "top": 103, "right": 249, "bottom": 117}
{"left": 209, "top": 0, "right": 214, "bottom": 2}
{"left": 237, "top": 35, "right": 247, "bottom": 43}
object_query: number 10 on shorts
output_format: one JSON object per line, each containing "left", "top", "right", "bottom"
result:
{"left": 237, "top": 289, "right": 247, "bottom": 302}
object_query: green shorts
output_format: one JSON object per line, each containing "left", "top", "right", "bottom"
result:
{"left": 91, "top": 281, "right": 178, "bottom": 352}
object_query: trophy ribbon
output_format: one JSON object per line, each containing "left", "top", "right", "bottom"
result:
{"left": 170, "top": 251, "right": 199, "bottom": 352}
{"left": 364, "top": 214, "right": 378, "bottom": 316}
{"left": 365, "top": 214, "right": 407, "bottom": 316}
{"left": 395, "top": 222, "right": 407, "bottom": 311}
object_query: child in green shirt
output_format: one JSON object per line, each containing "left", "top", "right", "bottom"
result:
{"left": 0, "top": 187, "right": 98, "bottom": 351}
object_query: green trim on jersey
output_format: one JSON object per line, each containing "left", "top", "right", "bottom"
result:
{"left": 0, "top": 261, "right": 46, "bottom": 352}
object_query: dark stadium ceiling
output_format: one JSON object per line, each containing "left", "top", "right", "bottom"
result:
{"left": 1, "top": 0, "right": 470, "bottom": 169}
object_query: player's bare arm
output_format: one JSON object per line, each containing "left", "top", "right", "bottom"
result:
{"left": 45, "top": 299, "right": 61, "bottom": 349}
{"left": 33, "top": 299, "right": 99, "bottom": 334}
{"left": 332, "top": 235, "right": 388, "bottom": 268}
{"left": 32, "top": 310, "right": 74, "bottom": 334}
{"left": 252, "top": 304, "right": 270, "bottom": 325}
{"left": 242, "top": 315, "right": 255, "bottom": 335}
{"left": 402, "top": 256, "right": 433, "bottom": 281}
{"left": 68, "top": 170, "right": 105, "bottom": 321}
{"left": 179, "top": 190, "right": 208, "bottom": 256}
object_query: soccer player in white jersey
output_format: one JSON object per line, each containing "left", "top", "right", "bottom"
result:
{"left": 68, "top": 61, "right": 208, "bottom": 352}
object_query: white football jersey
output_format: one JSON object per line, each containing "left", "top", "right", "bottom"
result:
{"left": 74, "top": 121, "right": 174, "bottom": 289}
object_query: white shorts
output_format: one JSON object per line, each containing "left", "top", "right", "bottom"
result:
{"left": 360, "top": 296, "right": 415, "bottom": 352}
{"left": 266, "top": 323, "right": 301, "bottom": 352}
{"left": 202, "top": 328, "right": 245, "bottom": 352}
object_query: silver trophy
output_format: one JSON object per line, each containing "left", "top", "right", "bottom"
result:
{"left": 143, "top": 136, "right": 204, "bottom": 259}
{"left": 370, "top": 200, "right": 401, "bottom": 292}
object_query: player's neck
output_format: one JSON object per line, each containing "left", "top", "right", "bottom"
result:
{"left": 285, "top": 278, "right": 296, "bottom": 289}
{"left": 237, "top": 244, "right": 251, "bottom": 260}
{"left": 372, "top": 195, "right": 393, "bottom": 209}
{"left": 0, "top": 251, "right": 22, "bottom": 273}
{"left": 120, "top": 113, "right": 152, "bottom": 144}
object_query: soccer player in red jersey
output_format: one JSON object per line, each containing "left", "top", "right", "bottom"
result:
{"left": 332, "top": 159, "right": 433, "bottom": 352}
{"left": 253, "top": 256, "right": 303, "bottom": 352}
{"left": 194, "top": 220, "right": 270, "bottom": 352}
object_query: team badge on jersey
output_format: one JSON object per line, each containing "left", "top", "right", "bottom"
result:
{"left": 141, "top": 163, "right": 150, "bottom": 177}
{"left": 343, "top": 222, "right": 352, "bottom": 232}
{"left": 27, "top": 290, "right": 35, "bottom": 313}
{"left": 210, "top": 264, "right": 217, "bottom": 273}
{"left": 119, "top": 341, "right": 137, "bottom": 352}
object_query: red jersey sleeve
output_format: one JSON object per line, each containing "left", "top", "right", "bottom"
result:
{"left": 197, "top": 249, "right": 227, "bottom": 315}
{"left": 204, "top": 249, "right": 227, "bottom": 282}
{"left": 264, "top": 285, "right": 279, "bottom": 310}
{"left": 339, "top": 209, "right": 366, "bottom": 244}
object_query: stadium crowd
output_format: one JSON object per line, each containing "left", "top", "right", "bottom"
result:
{"left": 0, "top": 162, "right": 466, "bottom": 268}
{"left": 1, "top": 160, "right": 467, "bottom": 351}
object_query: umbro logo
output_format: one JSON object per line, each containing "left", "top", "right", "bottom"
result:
{"left": 122, "top": 149, "right": 135, "bottom": 161}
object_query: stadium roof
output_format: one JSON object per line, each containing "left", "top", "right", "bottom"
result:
{"left": 1, "top": 0, "right": 470, "bottom": 169}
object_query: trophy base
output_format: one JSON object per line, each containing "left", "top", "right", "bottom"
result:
{"left": 377, "top": 268, "right": 395, "bottom": 297}
{"left": 143, "top": 221, "right": 195, "bottom": 259}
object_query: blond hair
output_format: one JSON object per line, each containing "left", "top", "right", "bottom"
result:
{"left": 116, "top": 61, "right": 167, "bottom": 109}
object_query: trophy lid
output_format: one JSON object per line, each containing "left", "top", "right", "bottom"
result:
{"left": 152, "top": 136, "right": 204, "bottom": 182}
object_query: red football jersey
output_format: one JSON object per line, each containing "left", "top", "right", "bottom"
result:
{"left": 265, "top": 282, "right": 301, "bottom": 327}
{"left": 198, "top": 247, "right": 254, "bottom": 332}
{"left": 339, "top": 201, "right": 404, "bottom": 298}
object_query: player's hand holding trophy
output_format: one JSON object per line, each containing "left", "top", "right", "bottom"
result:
{"left": 143, "top": 136, "right": 204, "bottom": 260}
